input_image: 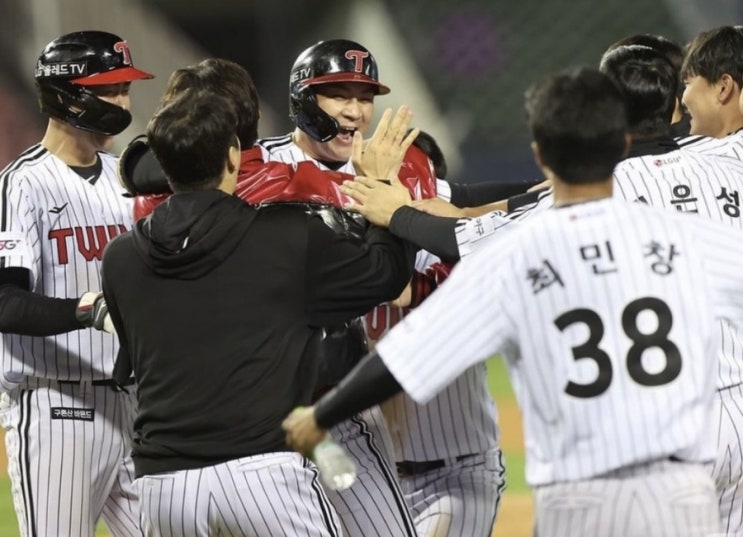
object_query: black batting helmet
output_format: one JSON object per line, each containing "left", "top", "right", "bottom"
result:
{"left": 35, "top": 31, "right": 154, "bottom": 136}
{"left": 289, "top": 39, "right": 390, "bottom": 142}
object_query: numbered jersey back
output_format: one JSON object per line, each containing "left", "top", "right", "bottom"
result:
{"left": 495, "top": 198, "right": 741, "bottom": 484}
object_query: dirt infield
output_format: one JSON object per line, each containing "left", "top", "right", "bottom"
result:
{"left": 492, "top": 398, "right": 533, "bottom": 537}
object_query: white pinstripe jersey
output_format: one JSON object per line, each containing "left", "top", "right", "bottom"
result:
{"left": 376, "top": 250, "right": 500, "bottom": 461}
{"left": 457, "top": 149, "right": 743, "bottom": 390}
{"left": 378, "top": 198, "right": 743, "bottom": 486}
{"left": 677, "top": 130, "right": 743, "bottom": 160}
{"left": 258, "top": 134, "right": 498, "bottom": 460}
{"left": 0, "top": 144, "right": 132, "bottom": 387}
{"left": 614, "top": 148, "right": 743, "bottom": 390}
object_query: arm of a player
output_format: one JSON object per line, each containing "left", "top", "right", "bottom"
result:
{"left": 283, "top": 350, "right": 401, "bottom": 455}
{"left": 285, "top": 242, "right": 515, "bottom": 454}
{"left": 306, "top": 216, "right": 416, "bottom": 326}
{"left": 375, "top": 242, "right": 516, "bottom": 404}
{"left": 388, "top": 207, "right": 461, "bottom": 262}
{"left": 0, "top": 268, "right": 89, "bottom": 336}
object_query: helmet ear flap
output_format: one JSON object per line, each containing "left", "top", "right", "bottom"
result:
{"left": 37, "top": 79, "right": 132, "bottom": 136}
{"left": 289, "top": 86, "right": 339, "bottom": 143}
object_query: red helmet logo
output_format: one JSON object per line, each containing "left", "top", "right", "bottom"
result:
{"left": 113, "top": 41, "right": 132, "bottom": 66}
{"left": 345, "top": 50, "right": 369, "bottom": 73}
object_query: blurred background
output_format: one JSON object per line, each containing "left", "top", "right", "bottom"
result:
{"left": 1, "top": 0, "right": 740, "bottom": 182}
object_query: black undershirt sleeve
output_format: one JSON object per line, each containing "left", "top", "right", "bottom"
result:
{"left": 388, "top": 206, "right": 461, "bottom": 263}
{"left": 449, "top": 180, "right": 539, "bottom": 207}
{"left": 314, "top": 351, "right": 402, "bottom": 429}
{"left": 0, "top": 268, "right": 84, "bottom": 336}
{"left": 507, "top": 188, "right": 548, "bottom": 212}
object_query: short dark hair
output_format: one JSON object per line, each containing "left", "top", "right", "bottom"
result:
{"left": 605, "top": 34, "right": 683, "bottom": 70}
{"left": 163, "top": 58, "right": 259, "bottom": 148}
{"left": 599, "top": 45, "right": 677, "bottom": 138}
{"left": 681, "top": 26, "right": 743, "bottom": 85}
{"left": 604, "top": 33, "right": 683, "bottom": 99}
{"left": 411, "top": 129, "right": 447, "bottom": 180}
{"left": 147, "top": 89, "right": 238, "bottom": 191}
{"left": 525, "top": 67, "right": 628, "bottom": 184}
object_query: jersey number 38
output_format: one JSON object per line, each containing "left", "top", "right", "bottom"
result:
{"left": 555, "top": 296, "right": 681, "bottom": 398}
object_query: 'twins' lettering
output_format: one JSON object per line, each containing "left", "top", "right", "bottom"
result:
{"left": 49, "top": 225, "right": 128, "bottom": 264}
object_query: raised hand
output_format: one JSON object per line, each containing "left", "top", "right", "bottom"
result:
{"left": 353, "top": 106, "right": 420, "bottom": 180}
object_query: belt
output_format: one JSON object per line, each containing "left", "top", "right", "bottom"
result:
{"left": 396, "top": 454, "right": 475, "bottom": 477}
{"left": 57, "top": 378, "right": 136, "bottom": 391}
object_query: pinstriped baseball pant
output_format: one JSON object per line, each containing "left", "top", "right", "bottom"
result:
{"left": 1, "top": 382, "right": 141, "bottom": 537}
{"left": 711, "top": 383, "right": 743, "bottom": 537}
{"left": 325, "top": 406, "right": 418, "bottom": 537}
{"left": 398, "top": 447, "right": 506, "bottom": 537}
{"left": 533, "top": 459, "right": 720, "bottom": 537}
{"left": 135, "top": 452, "right": 342, "bottom": 537}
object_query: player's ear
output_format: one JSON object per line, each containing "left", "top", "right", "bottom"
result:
{"left": 718, "top": 73, "right": 737, "bottom": 104}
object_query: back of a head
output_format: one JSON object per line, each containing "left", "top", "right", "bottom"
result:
{"left": 525, "top": 67, "right": 628, "bottom": 184}
{"left": 163, "top": 58, "right": 259, "bottom": 148}
{"left": 605, "top": 34, "right": 683, "bottom": 71}
{"left": 147, "top": 89, "right": 238, "bottom": 191}
{"left": 599, "top": 45, "right": 677, "bottom": 138}
{"left": 35, "top": 30, "right": 153, "bottom": 135}
{"left": 681, "top": 25, "right": 743, "bottom": 84}
{"left": 411, "top": 129, "right": 447, "bottom": 179}
{"left": 288, "top": 39, "right": 390, "bottom": 142}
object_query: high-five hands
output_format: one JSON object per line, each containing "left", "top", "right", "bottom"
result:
{"left": 352, "top": 106, "right": 420, "bottom": 180}
{"left": 340, "top": 175, "right": 413, "bottom": 227}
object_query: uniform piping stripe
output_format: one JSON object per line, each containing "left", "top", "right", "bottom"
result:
{"left": 351, "top": 415, "right": 418, "bottom": 537}
{"left": 19, "top": 390, "right": 38, "bottom": 537}
{"left": 259, "top": 135, "right": 293, "bottom": 152}
{"left": 304, "top": 457, "right": 342, "bottom": 537}
{"left": 0, "top": 145, "right": 47, "bottom": 231}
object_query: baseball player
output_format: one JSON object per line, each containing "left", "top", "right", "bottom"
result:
{"left": 675, "top": 26, "right": 743, "bottom": 166}
{"left": 284, "top": 66, "right": 731, "bottom": 537}
{"left": 680, "top": 26, "right": 743, "bottom": 140}
{"left": 259, "top": 39, "right": 433, "bottom": 537}
{"left": 369, "top": 134, "right": 505, "bottom": 537}
{"left": 0, "top": 31, "right": 153, "bottom": 536}
{"left": 103, "top": 86, "right": 419, "bottom": 537}
{"left": 345, "top": 44, "right": 743, "bottom": 536}
{"left": 110, "top": 58, "right": 431, "bottom": 536}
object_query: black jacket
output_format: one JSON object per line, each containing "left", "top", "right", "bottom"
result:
{"left": 102, "top": 190, "right": 414, "bottom": 477}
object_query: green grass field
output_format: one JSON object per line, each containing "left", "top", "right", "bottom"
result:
{"left": 0, "top": 356, "right": 528, "bottom": 536}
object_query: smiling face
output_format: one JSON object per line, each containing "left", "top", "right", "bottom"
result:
{"left": 294, "top": 82, "right": 376, "bottom": 163}
{"left": 682, "top": 75, "right": 725, "bottom": 137}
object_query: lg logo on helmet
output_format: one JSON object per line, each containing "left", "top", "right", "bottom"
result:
{"left": 113, "top": 41, "right": 133, "bottom": 66}
{"left": 345, "top": 50, "right": 369, "bottom": 73}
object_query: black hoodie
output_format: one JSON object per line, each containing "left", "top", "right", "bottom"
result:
{"left": 102, "top": 190, "right": 414, "bottom": 477}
